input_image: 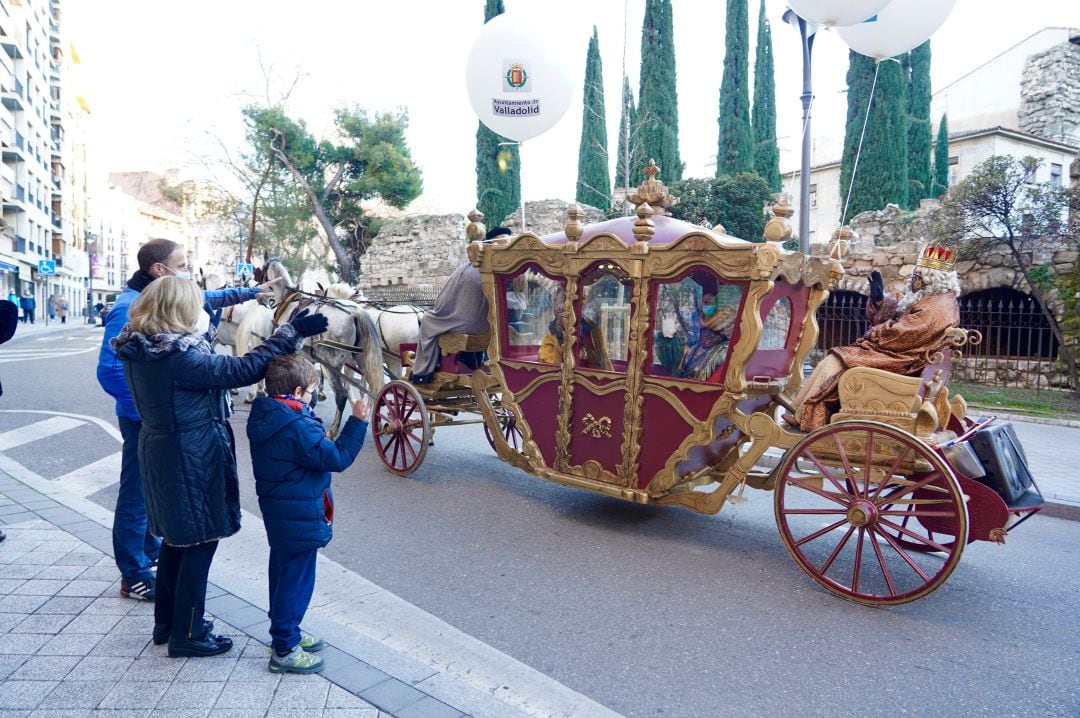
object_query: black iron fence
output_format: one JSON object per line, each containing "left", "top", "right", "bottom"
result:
{"left": 810, "top": 289, "right": 1072, "bottom": 391}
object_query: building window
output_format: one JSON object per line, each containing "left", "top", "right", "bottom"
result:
{"left": 948, "top": 156, "right": 959, "bottom": 187}
{"left": 809, "top": 183, "right": 818, "bottom": 209}
{"left": 1051, "top": 163, "right": 1063, "bottom": 187}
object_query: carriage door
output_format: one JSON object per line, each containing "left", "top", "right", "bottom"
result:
{"left": 562, "top": 261, "right": 638, "bottom": 486}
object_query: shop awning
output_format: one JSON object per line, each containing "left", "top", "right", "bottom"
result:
{"left": 0, "top": 261, "right": 18, "bottom": 273}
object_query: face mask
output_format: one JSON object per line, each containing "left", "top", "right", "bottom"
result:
{"left": 161, "top": 264, "right": 192, "bottom": 280}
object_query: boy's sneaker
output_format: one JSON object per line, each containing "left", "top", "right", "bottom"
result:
{"left": 299, "top": 630, "right": 324, "bottom": 652}
{"left": 120, "top": 578, "right": 156, "bottom": 601}
{"left": 269, "top": 646, "right": 325, "bottom": 674}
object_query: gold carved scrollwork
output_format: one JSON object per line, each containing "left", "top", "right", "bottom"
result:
{"left": 581, "top": 413, "right": 613, "bottom": 439}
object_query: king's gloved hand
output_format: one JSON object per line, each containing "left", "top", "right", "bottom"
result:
{"left": 869, "top": 271, "right": 884, "bottom": 303}
{"left": 290, "top": 308, "right": 328, "bottom": 338}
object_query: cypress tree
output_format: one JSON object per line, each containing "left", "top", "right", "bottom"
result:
{"left": 906, "top": 41, "right": 933, "bottom": 207}
{"left": 750, "top": 0, "right": 780, "bottom": 191}
{"left": 576, "top": 27, "right": 611, "bottom": 210}
{"left": 638, "top": 0, "right": 682, "bottom": 182}
{"left": 932, "top": 113, "right": 950, "bottom": 196}
{"left": 717, "top": 0, "right": 753, "bottom": 177}
{"left": 615, "top": 75, "right": 644, "bottom": 191}
{"left": 475, "top": 0, "right": 520, "bottom": 226}
{"left": 839, "top": 51, "right": 909, "bottom": 222}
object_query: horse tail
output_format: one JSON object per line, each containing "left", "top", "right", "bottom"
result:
{"left": 237, "top": 305, "right": 274, "bottom": 356}
{"left": 353, "top": 309, "right": 385, "bottom": 397}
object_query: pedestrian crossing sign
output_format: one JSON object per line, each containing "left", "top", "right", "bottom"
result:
{"left": 236, "top": 263, "right": 254, "bottom": 278}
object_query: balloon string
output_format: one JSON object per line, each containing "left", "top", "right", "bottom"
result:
{"left": 840, "top": 59, "right": 881, "bottom": 228}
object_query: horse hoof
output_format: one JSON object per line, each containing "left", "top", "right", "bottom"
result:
{"left": 318, "top": 392, "right": 327, "bottom": 401}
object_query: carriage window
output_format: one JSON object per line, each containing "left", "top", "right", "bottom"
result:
{"left": 759, "top": 297, "right": 792, "bottom": 349}
{"left": 650, "top": 272, "right": 743, "bottom": 382}
{"left": 577, "top": 263, "right": 633, "bottom": 371}
{"left": 500, "top": 268, "right": 565, "bottom": 363}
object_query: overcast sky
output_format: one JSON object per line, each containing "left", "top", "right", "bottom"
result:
{"left": 66, "top": 0, "right": 1079, "bottom": 214}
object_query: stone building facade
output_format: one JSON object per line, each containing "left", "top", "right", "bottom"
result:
{"left": 1019, "top": 39, "right": 1080, "bottom": 146}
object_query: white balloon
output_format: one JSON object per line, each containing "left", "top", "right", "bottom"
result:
{"left": 465, "top": 13, "right": 574, "bottom": 143}
{"left": 838, "top": 0, "right": 959, "bottom": 60}
{"left": 785, "top": 0, "right": 893, "bottom": 28}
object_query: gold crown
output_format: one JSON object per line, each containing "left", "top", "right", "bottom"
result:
{"left": 915, "top": 245, "right": 957, "bottom": 272}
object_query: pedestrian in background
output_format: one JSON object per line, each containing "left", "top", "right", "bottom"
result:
{"left": 246, "top": 354, "right": 369, "bottom": 673}
{"left": 96, "top": 238, "right": 279, "bottom": 603}
{"left": 6, "top": 290, "right": 18, "bottom": 322}
{"left": 47, "top": 294, "right": 57, "bottom": 321}
{"left": 19, "top": 291, "right": 35, "bottom": 324}
{"left": 112, "top": 276, "right": 326, "bottom": 657}
{"left": 57, "top": 297, "right": 68, "bottom": 324}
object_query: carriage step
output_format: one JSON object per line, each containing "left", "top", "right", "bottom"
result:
{"left": 1005, "top": 489, "right": 1043, "bottom": 512}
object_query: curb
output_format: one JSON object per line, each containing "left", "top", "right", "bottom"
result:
{"left": 964, "top": 407, "right": 1080, "bottom": 429}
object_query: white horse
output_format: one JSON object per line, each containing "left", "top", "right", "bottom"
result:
{"left": 355, "top": 295, "right": 424, "bottom": 379}
{"left": 259, "top": 261, "right": 384, "bottom": 438}
{"left": 234, "top": 303, "right": 275, "bottom": 403}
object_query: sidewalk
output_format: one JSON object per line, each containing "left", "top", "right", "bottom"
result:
{"left": 0, "top": 472, "right": 466, "bottom": 718}
{"left": 7, "top": 319, "right": 95, "bottom": 341}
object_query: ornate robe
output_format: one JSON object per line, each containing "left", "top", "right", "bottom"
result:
{"left": 797, "top": 292, "right": 960, "bottom": 431}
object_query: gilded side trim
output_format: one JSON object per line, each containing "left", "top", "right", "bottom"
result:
{"left": 617, "top": 267, "right": 650, "bottom": 487}
{"left": 723, "top": 280, "right": 774, "bottom": 396}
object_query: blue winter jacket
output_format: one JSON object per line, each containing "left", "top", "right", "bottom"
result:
{"left": 247, "top": 397, "right": 368, "bottom": 554}
{"left": 97, "top": 283, "right": 261, "bottom": 421}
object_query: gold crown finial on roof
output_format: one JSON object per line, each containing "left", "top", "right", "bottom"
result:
{"left": 916, "top": 244, "right": 957, "bottom": 271}
{"left": 627, "top": 160, "right": 678, "bottom": 215}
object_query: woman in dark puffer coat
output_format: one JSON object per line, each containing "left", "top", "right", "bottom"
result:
{"left": 113, "top": 277, "right": 328, "bottom": 658}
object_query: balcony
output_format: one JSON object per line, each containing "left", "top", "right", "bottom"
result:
{"left": 0, "top": 34, "right": 21, "bottom": 60}
{"left": 1, "top": 78, "right": 23, "bottom": 110}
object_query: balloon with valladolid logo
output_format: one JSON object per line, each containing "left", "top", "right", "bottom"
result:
{"left": 838, "top": 0, "right": 958, "bottom": 60}
{"left": 465, "top": 12, "right": 573, "bottom": 143}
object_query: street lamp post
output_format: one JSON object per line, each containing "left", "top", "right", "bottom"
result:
{"left": 85, "top": 232, "right": 96, "bottom": 325}
{"left": 783, "top": 9, "right": 819, "bottom": 255}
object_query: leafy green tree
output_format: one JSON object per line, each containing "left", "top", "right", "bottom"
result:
{"left": 576, "top": 27, "right": 611, "bottom": 210}
{"left": 717, "top": 0, "right": 753, "bottom": 176}
{"left": 905, "top": 41, "right": 933, "bottom": 207}
{"left": 932, "top": 113, "right": 950, "bottom": 196}
{"left": 750, "top": 0, "right": 780, "bottom": 192}
{"left": 475, "top": 0, "right": 520, "bottom": 226}
{"left": 670, "top": 172, "right": 771, "bottom": 241}
{"left": 639, "top": 0, "right": 682, "bottom": 181}
{"left": 614, "top": 75, "right": 646, "bottom": 192}
{"left": 244, "top": 105, "right": 422, "bottom": 283}
{"left": 839, "top": 51, "right": 909, "bottom": 221}
{"left": 935, "top": 155, "right": 1080, "bottom": 388}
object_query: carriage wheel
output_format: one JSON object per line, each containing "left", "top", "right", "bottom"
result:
{"left": 774, "top": 421, "right": 968, "bottom": 606}
{"left": 373, "top": 381, "right": 430, "bottom": 475}
{"left": 484, "top": 406, "right": 523, "bottom": 453}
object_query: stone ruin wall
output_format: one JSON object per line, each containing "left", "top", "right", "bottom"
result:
{"left": 1019, "top": 41, "right": 1080, "bottom": 146}
{"left": 358, "top": 200, "right": 605, "bottom": 290}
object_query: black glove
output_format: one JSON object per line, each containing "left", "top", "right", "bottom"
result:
{"left": 868, "top": 271, "right": 884, "bottom": 303}
{"left": 289, "top": 308, "right": 328, "bottom": 338}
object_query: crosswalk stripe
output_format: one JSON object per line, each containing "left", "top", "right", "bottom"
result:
{"left": 0, "top": 346, "right": 99, "bottom": 363}
{"left": 0, "top": 416, "right": 87, "bottom": 451}
{"left": 55, "top": 451, "right": 122, "bottom": 497}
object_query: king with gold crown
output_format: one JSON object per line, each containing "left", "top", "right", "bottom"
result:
{"left": 787, "top": 244, "right": 962, "bottom": 432}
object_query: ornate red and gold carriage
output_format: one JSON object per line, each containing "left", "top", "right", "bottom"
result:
{"left": 371, "top": 167, "right": 1043, "bottom": 606}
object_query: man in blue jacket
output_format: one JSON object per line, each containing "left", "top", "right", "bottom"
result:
{"left": 97, "top": 238, "right": 276, "bottom": 600}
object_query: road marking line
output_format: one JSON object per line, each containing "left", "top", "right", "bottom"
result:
{"left": 55, "top": 451, "right": 121, "bottom": 497}
{"left": 0, "top": 416, "right": 86, "bottom": 451}
{"left": 0, "top": 410, "right": 121, "bottom": 442}
{"left": 0, "top": 346, "right": 99, "bottom": 363}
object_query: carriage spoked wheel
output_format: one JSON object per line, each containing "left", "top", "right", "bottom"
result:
{"left": 373, "top": 380, "right": 430, "bottom": 476}
{"left": 774, "top": 421, "right": 968, "bottom": 606}
{"left": 484, "top": 406, "right": 523, "bottom": 453}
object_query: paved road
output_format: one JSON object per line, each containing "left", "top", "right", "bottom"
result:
{"left": 3, "top": 325, "right": 1079, "bottom": 717}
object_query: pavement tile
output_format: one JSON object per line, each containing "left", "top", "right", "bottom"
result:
{"left": 267, "top": 676, "right": 331, "bottom": 709}
{"left": 0, "top": 594, "right": 50, "bottom": 613}
{"left": 34, "top": 596, "right": 95, "bottom": 615}
{"left": 204, "top": 594, "right": 247, "bottom": 615}
{"left": 0, "top": 680, "right": 59, "bottom": 710}
{"left": 147, "top": 711, "right": 210, "bottom": 718}
{"left": 389, "top": 696, "right": 465, "bottom": 718}
{"left": 37, "top": 679, "right": 117, "bottom": 709}
{"left": 31, "top": 565, "right": 87, "bottom": 581}
{"left": 88, "top": 711, "right": 150, "bottom": 718}
{"left": 96, "top": 680, "right": 170, "bottom": 710}
{"left": 0, "top": 654, "right": 29, "bottom": 679}
{"left": 0, "top": 632, "right": 51, "bottom": 655}
{"left": 206, "top": 711, "right": 265, "bottom": 718}
{"left": 121, "top": 656, "right": 183, "bottom": 682}
{"left": 91, "top": 633, "right": 153, "bottom": 658}
{"left": 204, "top": 583, "right": 226, "bottom": 599}
{"left": 51, "top": 553, "right": 102, "bottom": 568}
{"left": 9, "top": 655, "right": 82, "bottom": 681}
{"left": 0, "top": 564, "right": 44, "bottom": 579}
{"left": 0, "top": 512, "right": 40, "bottom": 525}
{"left": 60, "top": 613, "right": 122, "bottom": 634}
{"left": 66, "top": 655, "right": 134, "bottom": 681}
{"left": 228, "top": 656, "right": 282, "bottom": 684}
{"left": 10, "top": 552, "right": 73, "bottom": 566}
{"left": 0, "top": 576, "right": 29, "bottom": 592}
{"left": 359, "top": 679, "right": 427, "bottom": 714}
{"left": 82, "top": 597, "right": 134, "bottom": 615}
{"left": 73, "top": 566, "right": 118, "bottom": 582}
{"left": 62, "top": 521, "right": 105, "bottom": 535}
{"left": 26, "top": 709, "right": 95, "bottom": 718}
{"left": 155, "top": 681, "right": 224, "bottom": 709}
{"left": 327, "top": 658, "right": 393, "bottom": 695}
{"left": 0, "top": 503, "right": 33, "bottom": 515}
{"left": 211, "top": 680, "right": 275, "bottom": 711}
{"left": 36, "top": 632, "right": 104, "bottom": 656}
{"left": 56, "top": 580, "right": 112, "bottom": 598}
{"left": 13, "top": 579, "right": 69, "bottom": 596}
{"left": 0, "top": 612, "right": 25, "bottom": 631}
{"left": 126, "top": 601, "right": 155, "bottom": 616}
{"left": 323, "top": 710, "right": 381, "bottom": 718}
{"left": 174, "top": 653, "right": 239, "bottom": 681}
{"left": 20, "top": 499, "right": 61, "bottom": 510}
{"left": 214, "top": 604, "right": 266, "bottom": 629}
{"left": 33, "top": 508, "right": 86, "bottom": 525}
{"left": 327, "top": 683, "right": 378, "bottom": 709}
{"left": 111, "top": 615, "right": 153, "bottom": 634}
{"left": 11, "top": 612, "right": 74, "bottom": 634}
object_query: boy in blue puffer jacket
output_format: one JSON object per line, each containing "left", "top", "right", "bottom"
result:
{"left": 246, "top": 354, "right": 369, "bottom": 674}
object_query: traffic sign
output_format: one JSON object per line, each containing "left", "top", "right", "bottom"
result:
{"left": 236, "top": 262, "right": 254, "bottom": 278}
{"left": 37, "top": 260, "right": 56, "bottom": 276}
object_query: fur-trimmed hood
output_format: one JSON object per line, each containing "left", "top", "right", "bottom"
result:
{"left": 112, "top": 327, "right": 215, "bottom": 361}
